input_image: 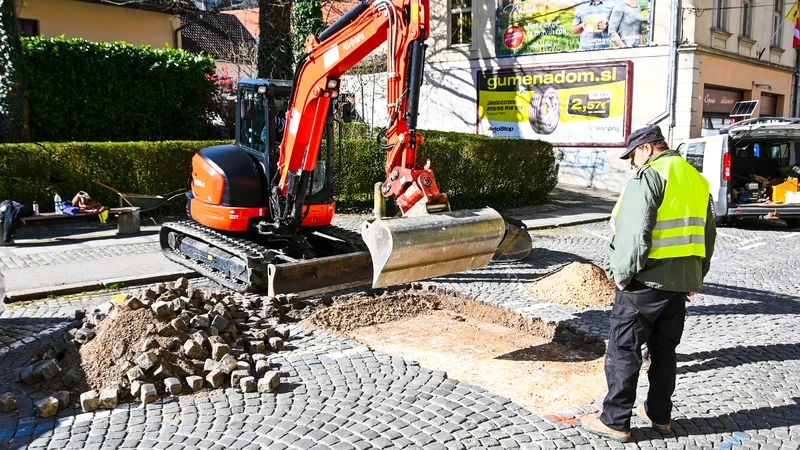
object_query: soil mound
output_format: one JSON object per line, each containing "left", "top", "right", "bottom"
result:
{"left": 77, "top": 308, "right": 193, "bottom": 392}
{"left": 526, "top": 262, "right": 615, "bottom": 309}
{"left": 301, "top": 292, "right": 442, "bottom": 333}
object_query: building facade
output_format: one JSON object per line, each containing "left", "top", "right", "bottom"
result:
{"left": 344, "top": 0, "right": 797, "bottom": 192}
{"left": 16, "top": 0, "right": 184, "bottom": 48}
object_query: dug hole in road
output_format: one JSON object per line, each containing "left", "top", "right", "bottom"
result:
{"left": 302, "top": 263, "right": 615, "bottom": 417}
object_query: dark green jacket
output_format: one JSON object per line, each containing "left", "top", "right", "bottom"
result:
{"left": 603, "top": 151, "right": 716, "bottom": 292}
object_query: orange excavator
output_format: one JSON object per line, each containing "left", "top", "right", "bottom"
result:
{"left": 160, "top": 0, "right": 532, "bottom": 295}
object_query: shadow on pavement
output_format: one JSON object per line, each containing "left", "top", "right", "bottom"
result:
{"left": 495, "top": 341, "right": 602, "bottom": 362}
{"left": 676, "top": 343, "right": 800, "bottom": 374}
{"left": 0, "top": 318, "right": 73, "bottom": 350}
{"left": 441, "top": 249, "right": 589, "bottom": 284}
{"left": 687, "top": 283, "right": 800, "bottom": 316}
{"left": 630, "top": 398, "right": 800, "bottom": 443}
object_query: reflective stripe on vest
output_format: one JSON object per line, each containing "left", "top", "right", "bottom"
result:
{"left": 610, "top": 153, "right": 709, "bottom": 259}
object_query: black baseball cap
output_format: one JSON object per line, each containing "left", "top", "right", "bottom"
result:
{"left": 621, "top": 125, "right": 666, "bottom": 159}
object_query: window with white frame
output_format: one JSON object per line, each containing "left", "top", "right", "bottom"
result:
{"left": 449, "top": 0, "right": 472, "bottom": 46}
{"left": 741, "top": 0, "right": 752, "bottom": 37}
{"left": 772, "top": 0, "right": 783, "bottom": 47}
{"left": 713, "top": 0, "right": 728, "bottom": 30}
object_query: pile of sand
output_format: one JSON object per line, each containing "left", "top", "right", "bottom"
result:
{"left": 526, "top": 262, "right": 615, "bottom": 309}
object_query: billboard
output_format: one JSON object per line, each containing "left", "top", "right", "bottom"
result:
{"left": 496, "top": 0, "right": 652, "bottom": 57}
{"left": 477, "top": 62, "right": 632, "bottom": 146}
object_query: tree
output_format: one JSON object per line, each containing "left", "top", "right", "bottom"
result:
{"left": 0, "top": 0, "right": 27, "bottom": 142}
{"left": 291, "top": 0, "right": 324, "bottom": 62}
{"left": 258, "top": 0, "right": 293, "bottom": 80}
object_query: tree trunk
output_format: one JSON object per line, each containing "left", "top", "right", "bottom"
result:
{"left": 291, "top": 0, "right": 324, "bottom": 62}
{"left": 0, "top": 0, "right": 27, "bottom": 142}
{"left": 258, "top": 0, "right": 293, "bottom": 80}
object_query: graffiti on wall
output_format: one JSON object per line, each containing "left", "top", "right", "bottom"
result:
{"left": 557, "top": 148, "right": 607, "bottom": 171}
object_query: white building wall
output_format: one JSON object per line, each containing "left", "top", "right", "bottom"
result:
{"left": 340, "top": 0, "right": 795, "bottom": 193}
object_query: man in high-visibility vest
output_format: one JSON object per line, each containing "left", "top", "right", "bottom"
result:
{"left": 580, "top": 125, "right": 716, "bottom": 442}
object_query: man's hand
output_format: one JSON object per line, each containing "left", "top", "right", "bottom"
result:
{"left": 616, "top": 283, "right": 627, "bottom": 291}
{"left": 686, "top": 291, "right": 697, "bottom": 302}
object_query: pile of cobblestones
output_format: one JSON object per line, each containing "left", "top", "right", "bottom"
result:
{"left": 8, "top": 278, "right": 299, "bottom": 417}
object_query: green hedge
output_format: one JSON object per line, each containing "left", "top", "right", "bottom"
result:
{"left": 21, "top": 37, "right": 218, "bottom": 142}
{"left": 0, "top": 133, "right": 556, "bottom": 214}
{"left": 0, "top": 141, "right": 218, "bottom": 212}
{"left": 335, "top": 131, "right": 557, "bottom": 211}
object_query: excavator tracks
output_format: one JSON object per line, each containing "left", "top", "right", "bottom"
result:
{"left": 160, "top": 220, "right": 374, "bottom": 296}
{"left": 160, "top": 220, "right": 273, "bottom": 293}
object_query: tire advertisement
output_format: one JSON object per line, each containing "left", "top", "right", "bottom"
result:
{"left": 496, "top": 0, "right": 652, "bottom": 57}
{"left": 477, "top": 62, "right": 631, "bottom": 146}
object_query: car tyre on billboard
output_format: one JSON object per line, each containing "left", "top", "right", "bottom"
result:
{"left": 529, "top": 87, "right": 560, "bottom": 135}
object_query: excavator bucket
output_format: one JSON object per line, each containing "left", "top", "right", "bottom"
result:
{"left": 361, "top": 207, "right": 507, "bottom": 288}
{"left": 492, "top": 216, "right": 533, "bottom": 262}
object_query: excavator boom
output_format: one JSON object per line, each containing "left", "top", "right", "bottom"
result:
{"left": 277, "top": 0, "right": 531, "bottom": 288}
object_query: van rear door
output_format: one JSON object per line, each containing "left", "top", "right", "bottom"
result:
{"left": 678, "top": 134, "right": 728, "bottom": 216}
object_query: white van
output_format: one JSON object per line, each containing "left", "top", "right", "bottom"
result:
{"left": 677, "top": 117, "right": 800, "bottom": 228}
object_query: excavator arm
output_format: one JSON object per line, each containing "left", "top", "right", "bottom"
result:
{"left": 276, "top": 0, "right": 444, "bottom": 227}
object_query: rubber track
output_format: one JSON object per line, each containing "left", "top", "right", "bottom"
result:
{"left": 160, "top": 220, "right": 273, "bottom": 293}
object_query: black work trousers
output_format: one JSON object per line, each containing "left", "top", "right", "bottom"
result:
{"left": 600, "top": 279, "right": 687, "bottom": 432}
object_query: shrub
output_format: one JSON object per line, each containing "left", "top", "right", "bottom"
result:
{"left": 21, "top": 37, "right": 218, "bottom": 142}
{"left": 0, "top": 141, "right": 221, "bottom": 212}
{"left": 0, "top": 133, "right": 557, "bottom": 214}
{"left": 335, "top": 129, "right": 558, "bottom": 212}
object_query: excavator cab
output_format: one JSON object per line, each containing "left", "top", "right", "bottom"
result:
{"left": 235, "top": 79, "right": 334, "bottom": 214}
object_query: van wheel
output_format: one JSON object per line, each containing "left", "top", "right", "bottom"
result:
{"left": 784, "top": 218, "right": 800, "bottom": 229}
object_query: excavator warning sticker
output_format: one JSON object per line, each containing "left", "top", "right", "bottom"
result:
{"left": 288, "top": 108, "right": 301, "bottom": 137}
{"left": 323, "top": 46, "right": 340, "bottom": 69}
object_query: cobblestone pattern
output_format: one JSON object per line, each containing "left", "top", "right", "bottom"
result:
{"left": 0, "top": 243, "right": 159, "bottom": 271}
{"left": 0, "top": 221, "right": 798, "bottom": 449}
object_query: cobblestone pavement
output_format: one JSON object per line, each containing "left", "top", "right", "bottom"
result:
{"left": 1, "top": 220, "right": 798, "bottom": 449}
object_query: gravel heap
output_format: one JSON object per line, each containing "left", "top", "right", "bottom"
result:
{"left": 526, "top": 262, "right": 616, "bottom": 309}
{"left": 14, "top": 278, "right": 298, "bottom": 417}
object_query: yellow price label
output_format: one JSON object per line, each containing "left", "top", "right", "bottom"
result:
{"left": 207, "top": 255, "right": 214, "bottom": 261}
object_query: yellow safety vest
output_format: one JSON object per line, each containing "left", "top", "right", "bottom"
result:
{"left": 611, "top": 154, "right": 709, "bottom": 259}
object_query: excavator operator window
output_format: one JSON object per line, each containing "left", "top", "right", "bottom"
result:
{"left": 238, "top": 88, "right": 267, "bottom": 154}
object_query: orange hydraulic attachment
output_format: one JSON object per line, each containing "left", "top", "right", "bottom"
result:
{"left": 278, "top": 0, "right": 446, "bottom": 215}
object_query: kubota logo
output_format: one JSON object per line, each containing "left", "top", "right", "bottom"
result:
{"left": 194, "top": 179, "right": 205, "bottom": 188}
{"left": 343, "top": 33, "right": 366, "bottom": 51}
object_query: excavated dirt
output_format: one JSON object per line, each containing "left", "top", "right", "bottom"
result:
{"left": 38, "top": 306, "right": 193, "bottom": 400}
{"left": 302, "top": 292, "right": 606, "bottom": 416}
{"left": 526, "top": 262, "right": 615, "bottom": 309}
{"left": 79, "top": 308, "right": 192, "bottom": 387}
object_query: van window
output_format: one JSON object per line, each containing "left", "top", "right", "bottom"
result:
{"left": 685, "top": 142, "right": 705, "bottom": 171}
{"left": 768, "top": 143, "right": 790, "bottom": 166}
